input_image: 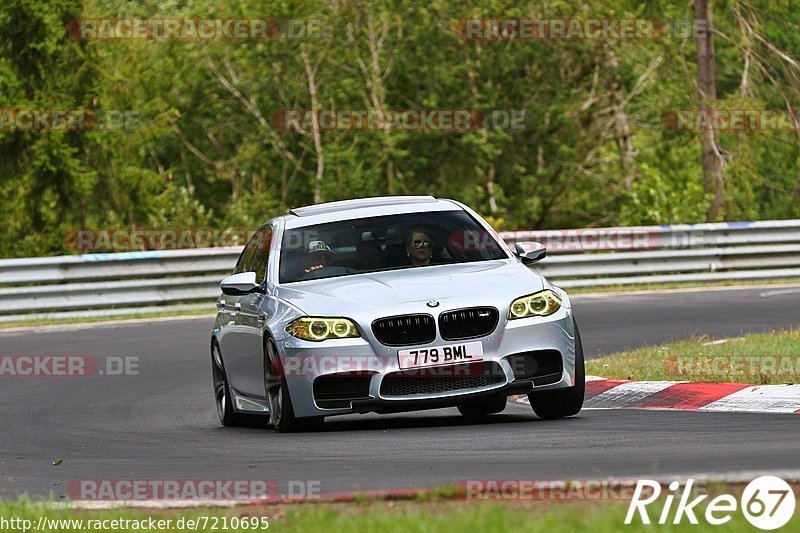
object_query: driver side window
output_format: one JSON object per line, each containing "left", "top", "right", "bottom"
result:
{"left": 251, "top": 227, "right": 273, "bottom": 284}
{"left": 233, "top": 229, "right": 264, "bottom": 275}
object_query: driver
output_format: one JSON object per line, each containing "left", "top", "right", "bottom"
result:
{"left": 304, "top": 240, "right": 335, "bottom": 273}
{"left": 405, "top": 227, "right": 434, "bottom": 266}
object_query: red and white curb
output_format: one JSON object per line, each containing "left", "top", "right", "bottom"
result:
{"left": 515, "top": 376, "right": 800, "bottom": 414}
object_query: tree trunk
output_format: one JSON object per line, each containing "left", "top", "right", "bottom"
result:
{"left": 302, "top": 47, "right": 324, "bottom": 204}
{"left": 695, "top": 0, "right": 725, "bottom": 221}
{"left": 605, "top": 46, "right": 640, "bottom": 188}
{"left": 346, "top": 14, "right": 400, "bottom": 195}
{"left": 464, "top": 46, "right": 498, "bottom": 214}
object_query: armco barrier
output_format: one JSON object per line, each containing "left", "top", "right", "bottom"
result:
{"left": 0, "top": 219, "right": 798, "bottom": 321}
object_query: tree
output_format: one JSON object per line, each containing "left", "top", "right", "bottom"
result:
{"left": 694, "top": 0, "right": 726, "bottom": 221}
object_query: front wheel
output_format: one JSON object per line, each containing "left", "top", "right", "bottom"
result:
{"left": 264, "top": 338, "right": 324, "bottom": 433}
{"left": 528, "top": 318, "right": 585, "bottom": 419}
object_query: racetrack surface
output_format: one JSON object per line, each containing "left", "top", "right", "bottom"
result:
{"left": 1, "top": 285, "right": 798, "bottom": 499}
{"left": 574, "top": 284, "right": 800, "bottom": 356}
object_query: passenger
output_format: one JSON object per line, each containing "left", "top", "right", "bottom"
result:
{"left": 304, "top": 240, "right": 335, "bottom": 274}
{"left": 405, "top": 228, "right": 434, "bottom": 266}
{"left": 356, "top": 239, "right": 384, "bottom": 271}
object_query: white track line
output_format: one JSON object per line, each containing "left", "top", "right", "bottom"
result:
{"left": 55, "top": 499, "right": 242, "bottom": 510}
{"left": 760, "top": 287, "right": 800, "bottom": 297}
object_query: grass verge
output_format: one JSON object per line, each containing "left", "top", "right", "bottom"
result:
{"left": 586, "top": 328, "right": 800, "bottom": 384}
{"left": 3, "top": 494, "right": 798, "bottom": 532}
{"left": 565, "top": 277, "right": 800, "bottom": 294}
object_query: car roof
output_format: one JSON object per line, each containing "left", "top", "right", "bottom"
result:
{"left": 282, "top": 196, "right": 463, "bottom": 228}
{"left": 289, "top": 196, "right": 437, "bottom": 217}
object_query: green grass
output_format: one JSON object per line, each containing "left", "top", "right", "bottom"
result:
{"left": 3, "top": 496, "right": 797, "bottom": 532}
{"left": 587, "top": 328, "right": 800, "bottom": 384}
{"left": 566, "top": 278, "right": 800, "bottom": 294}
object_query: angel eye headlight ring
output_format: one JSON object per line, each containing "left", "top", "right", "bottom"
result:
{"left": 508, "top": 290, "right": 562, "bottom": 319}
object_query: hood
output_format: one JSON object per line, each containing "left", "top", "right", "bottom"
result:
{"left": 275, "top": 259, "right": 545, "bottom": 316}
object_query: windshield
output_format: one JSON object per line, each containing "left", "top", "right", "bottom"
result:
{"left": 279, "top": 210, "right": 508, "bottom": 283}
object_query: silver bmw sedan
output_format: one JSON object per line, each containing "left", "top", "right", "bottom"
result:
{"left": 211, "top": 196, "right": 584, "bottom": 432}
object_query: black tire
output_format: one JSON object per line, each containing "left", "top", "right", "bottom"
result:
{"left": 457, "top": 395, "right": 507, "bottom": 417}
{"left": 528, "top": 318, "right": 585, "bottom": 419}
{"left": 211, "top": 342, "right": 265, "bottom": 427}
{"left": 264, "top": 338, "right": 324, "bottom": 433}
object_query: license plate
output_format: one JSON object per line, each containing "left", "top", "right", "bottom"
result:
{"left": 397, "top": 341, "right": 483, "bottom": 370}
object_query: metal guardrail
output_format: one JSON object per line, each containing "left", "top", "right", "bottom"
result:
{"left": 1, "top": 219, "right": 799, "bottom": 322}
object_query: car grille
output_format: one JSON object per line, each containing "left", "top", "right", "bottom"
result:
{"left": 313, "top": 373, "right": 372, "bottom": 409}
{"left": 371, "top": 314, "right": 436, "bottom": 346}
{"left": 505, "top": 350, "right": 563, "bottom": 386}
{"left": 438, "top": 307, "right": 499, "bottom": 340}
{"left": 379, "top": 361, "right": 505, "bottom": 397}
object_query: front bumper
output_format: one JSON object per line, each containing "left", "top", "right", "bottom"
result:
{"left": 279, "top": 306, "right": 577, "bottom": 419}
{"left": 350, "top": 379, "right": 537, "bottom": 414}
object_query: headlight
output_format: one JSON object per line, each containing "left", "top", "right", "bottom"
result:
{"left": 285, "top": 317, "right": 360, "bottom": 341}
{"left": 508, "top": 290, "right": 562, "bottom": 319}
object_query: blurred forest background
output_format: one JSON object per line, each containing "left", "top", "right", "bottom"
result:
{"left": 2, "top": 0, "right": 800, "bottom": 257}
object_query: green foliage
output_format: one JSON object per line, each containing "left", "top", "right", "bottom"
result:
{"left": 1, "top": 0, "right": 799, "bottom": 257}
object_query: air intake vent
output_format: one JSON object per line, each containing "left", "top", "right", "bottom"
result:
{"left": 505, "top": 350, "right": 563, "bottom": 386}
{"left": 313, "top": 373, "right": 372, "bottom": 409}
{"left": 380, "top": 361, "right": 505, "bottom": 396}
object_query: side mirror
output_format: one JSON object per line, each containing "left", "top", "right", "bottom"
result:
{"left": 514, "top": 241, "right": 547, "bottom": 264}
{"left": 220, "top": 272, "right": 261, "bottom": 296}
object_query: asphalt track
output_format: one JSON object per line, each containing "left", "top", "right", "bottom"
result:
{"left": 1, "top": 285, "right": 798, "bottom": 499}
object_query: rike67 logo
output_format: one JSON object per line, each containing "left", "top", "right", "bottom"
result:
{"left": 626, "top": 476, "right": 795, "bottom": 530}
